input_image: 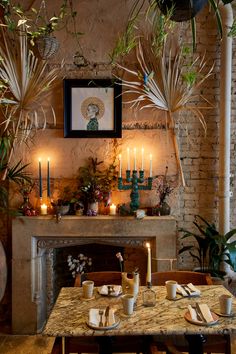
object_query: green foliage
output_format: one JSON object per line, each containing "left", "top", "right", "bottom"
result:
{"left": 179, "top": 215, "right": 236, "bottom": 278}
{"left": 77, "top": 157, "right": 117, "bottom": 203}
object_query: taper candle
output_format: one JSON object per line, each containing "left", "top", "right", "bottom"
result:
{"left": 149, "top": 154, "right": 152, "bottom": 177}
{"left": 119, "top": 154, "right": 122, "bottom": 177}
{"left": 38, "top": 158, "right": 42, "bottom": 198}
{"left": 127, "top": 147, "right": 130, "bottom": 170}
{"left": 134, "top": 148, "right": 137, "bottom": 170}
{"left": 146, "top": 242, "right": 151, "bottom": 285}
{"left": 47, "top": 157, "right": 50, "bottom": 197}
{"left": 141, "top": 147, "right": 144, "bottom": 171}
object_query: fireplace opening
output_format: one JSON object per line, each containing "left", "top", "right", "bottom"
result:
{"left": 48, "top": 243, "right": 147, "bottom": 313}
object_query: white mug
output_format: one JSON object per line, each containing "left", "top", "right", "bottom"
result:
{"left": 121, "top": 294, "right": 134, "bottom": 315}
{"left": 219, "top": 294, "right": 232, "bottom": 315}
{"left": 165, "top": 280, "right": 177, "bottom": 300}
{"left": 82, "top": 280, "right": 94, "bottom": 299}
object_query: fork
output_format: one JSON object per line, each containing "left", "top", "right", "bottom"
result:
{"left": 99, "top": 310, "right": 104, "bottom": 327}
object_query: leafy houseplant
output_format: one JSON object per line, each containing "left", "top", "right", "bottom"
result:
{"left": 178, "top": 215, "right": 236, "bottom": 278}
{"left": 77, "top": 157, "right": 117, "bottom": 214}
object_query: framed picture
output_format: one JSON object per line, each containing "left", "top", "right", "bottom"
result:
{"left": 64, "top": 79, "right": 122, "bottom": 138}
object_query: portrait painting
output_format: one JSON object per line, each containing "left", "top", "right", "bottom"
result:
{"left": 64, "top": 79, "right": 122, "bottom": 138}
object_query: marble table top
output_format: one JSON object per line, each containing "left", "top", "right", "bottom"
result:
{"left": 43, "top": 285, "right": 236, "bottom": 337}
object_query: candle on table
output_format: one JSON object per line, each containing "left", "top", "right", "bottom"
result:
{"left": 109, "top": 204, "right": 116, "bottom": 215}
{"left": 127, "top": 147, "right": 130, "bottom": 171}
{"left": 41, "top": 204, "right": 47, "bottom": 215}
{"left": 146, "top": 242, "right": 152, "bottom": 285}
{"left": 119, "top": 154, "right": 122, "bottom": 177}
{"left": 141, "top": 147, "right": 144, "bottom": 171}
{"left": 149, "top": 154, "right": 152, "bottom": 177}
{"left": 47, "top": 157, "right": 50, "bottom": 197}
{"left": 38, "top": 158, "right": 42, "bottom": 198}
{"left": 134, "top": 148, "right": 137, "bottom": 170}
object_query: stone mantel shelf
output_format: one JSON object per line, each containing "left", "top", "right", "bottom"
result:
{"left": 12, "top": 215, "right": 177, "bottom": 334}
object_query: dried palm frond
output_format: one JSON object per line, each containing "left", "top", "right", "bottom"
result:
{"left": 0, "top": 23, "right": 61, "bottom": 180}
{"left": 116, "top": 40, "right": 214, "bottom": 186}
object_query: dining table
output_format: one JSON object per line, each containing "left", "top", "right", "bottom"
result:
{"left": 43, "top": 285, "right": 236, "bottom": 354}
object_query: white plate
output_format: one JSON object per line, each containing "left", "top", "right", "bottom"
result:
{"left": 184, "top": 310, "right": 219, "bottom": 326}
{"left": 86, "top": 315, "right": 120, "bottom": 330}
{"left": 97, "top": 285, "right": 122, "bottom": 297}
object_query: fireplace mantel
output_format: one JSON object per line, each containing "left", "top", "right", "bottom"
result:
{"left": 12, "top": 215, "right": 176, "bottom": 334}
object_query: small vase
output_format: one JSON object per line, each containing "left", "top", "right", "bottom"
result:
{"left": 19, "top": 196, "right": 32, "bottom": 216}
{"left": 87, "top": 202, "right": 98, "bottom": 216}
{"left": 159, "top": 201, "right": 171, "bottom": 216}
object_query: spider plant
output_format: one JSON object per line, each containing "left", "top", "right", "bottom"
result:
{"left": 0, "top": 22, "right": 61, "bottom": 180}
{"left": 116, "top": 40, "right": 214, "bottom": 186}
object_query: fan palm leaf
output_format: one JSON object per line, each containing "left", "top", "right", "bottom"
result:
{"left": 117, "top": 40, "right": 214, "bottom": 185}
{"left": 0, "top": 23, "right": 61, "bottom": 180}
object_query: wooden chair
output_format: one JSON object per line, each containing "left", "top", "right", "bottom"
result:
{"left": 68, "top": 271, "right": 149, "bottom": 354}
{"left": 149, "top": 271, "right": 231, "bottom": 354}
{"left": 151, "top": 270, "right": 213, "bottom": 286}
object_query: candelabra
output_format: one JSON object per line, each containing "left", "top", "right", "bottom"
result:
{"left": 118, "top": 170, "right": 153, "bottom": 213}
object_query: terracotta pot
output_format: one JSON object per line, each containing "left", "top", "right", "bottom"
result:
{"left": 156, "top": 0, "right": 208, "bottom": 22}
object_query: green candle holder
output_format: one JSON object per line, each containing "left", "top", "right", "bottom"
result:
{"left": 118, "top": 170, "right": 152, "bottom": 213}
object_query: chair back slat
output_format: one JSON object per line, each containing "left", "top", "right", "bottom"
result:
{"left": 151, "top": 271, "right": 213, "bottom": 286}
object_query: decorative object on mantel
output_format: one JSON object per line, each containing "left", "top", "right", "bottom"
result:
{"left": 77, "top": 157, "right": 117, "bottom": 215}
{"left": 154, "top": 166, "right": 175, "bottom": 216}
{"left": 67, "top": 253, "right": 92, "bottom": 278}
{"left": 18, "top": 180, "right": 37, "bottom": 216}
{"left": 118, "top": 147, "right": 153, "bottom": 213}
{"left": 115, "top": 38, "right": 214, "bottom": 187}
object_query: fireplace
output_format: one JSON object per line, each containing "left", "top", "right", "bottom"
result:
{"left": 12, "top": 215, "right": 176, "bottom": 334}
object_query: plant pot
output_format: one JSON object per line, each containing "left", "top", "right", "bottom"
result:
{"left": 87, "top": 202, "right": 99, "bottom": 216}
{"left": 156, "top": 0, "right": 208, "bottom": 22}
{"left": 36, "top": 36, "right": 60, "bottom": 59}
{"left": 156, "top": 201, "right": 171, "bottom": 216}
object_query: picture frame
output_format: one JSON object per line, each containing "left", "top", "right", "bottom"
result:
{"left": 64, "top": 79, "right": 122, "bottom": 138}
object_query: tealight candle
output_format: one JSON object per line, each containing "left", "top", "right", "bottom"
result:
{"left": 109, "top": 204, "right": 116, "bottom": 215}
{"left": 41, "top": 204, "right": 47, "bottom": 215}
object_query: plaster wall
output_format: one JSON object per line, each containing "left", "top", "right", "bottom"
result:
{"left": 6, "top": 1, "right": 236, "bottom": 273}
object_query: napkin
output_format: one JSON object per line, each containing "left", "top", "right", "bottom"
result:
{"left": 197, "top": 303, "right": 214, "bottom": 323}
{"left": 99, "top": 285, "right": 122, "bottom": 296}
{"left": 188, "top": 305, "right": 198, "bottom": 321}
{"left": 188, "top": 304, "right": 214, "bottom": 323}
{"left": 89, "top": 308, "right": 116, "bottom": 327}
{"left": 177, "top": 283, "right": 201, "bottom": 297}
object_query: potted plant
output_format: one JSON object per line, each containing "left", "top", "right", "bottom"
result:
{"left": 77, "top": 157, "right": 117, "bottom": 215}
{"left": 178, "top": 215, "right": 236, "bottom": 278}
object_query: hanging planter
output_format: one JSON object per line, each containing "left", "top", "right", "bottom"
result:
{"left": 156, "top": 0, "right": 208, "bottom": 22}
{"left": 35, "top": 35, "right": 60, "bottom": 60}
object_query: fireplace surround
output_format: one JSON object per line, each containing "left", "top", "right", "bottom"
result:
{"left": 12, "top": 215, "right": 176, "bottom": 334}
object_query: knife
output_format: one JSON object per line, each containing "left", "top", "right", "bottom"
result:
{"left": 104, "top": 306, "right": 110, "bottom": 326}
{"left": 195, "top": 302, "right": 207, "bottom": 322}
